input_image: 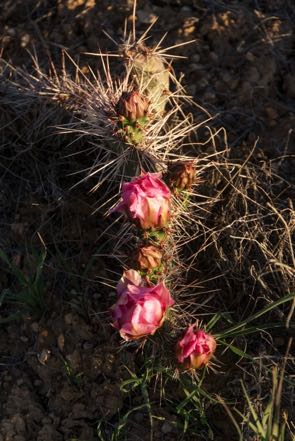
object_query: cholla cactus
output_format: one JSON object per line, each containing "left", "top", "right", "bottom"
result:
{"left": 122, "top": 41, "right": 170, "bottom": 115}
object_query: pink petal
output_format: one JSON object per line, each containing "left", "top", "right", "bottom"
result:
{"left": 117, "top": 270, "right": 142, "bottom": 296}
{"left": 140, "top": 298, "right": 163, "bottom": 325}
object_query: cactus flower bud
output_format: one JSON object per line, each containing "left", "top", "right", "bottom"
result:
{"left": 176, "top": 325, "right": 216, "bottom": 369}
{"left": 167, "top": 161, "right": 196, "bottom": 190}
{"left": 111, "top": 270, "right": 174, "bottom": 340}
{"left": 116, "top": 90, "right": 149, "bottom": 121}
{"left": 136, "top": 245, "right": 163, "bottom": 272}
{"left": 111, "top": 173, "right": 171, "bottom": 230}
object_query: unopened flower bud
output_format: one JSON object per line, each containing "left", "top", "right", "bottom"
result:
{"left": 167, "top": 161, "right": 196, "bottom": 190}
{"left": 116, "top": 90, "right": 149, "bottom": 121}
{"left": 112, "top": 173, "right": 171, "bottom": 230}
{"left": 136, "top": 245, "right": 163, "bottom": 271}
{"left": 176, "top": 325, "right": 216, "bottom": 369}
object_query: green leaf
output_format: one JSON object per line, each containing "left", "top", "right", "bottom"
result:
{"left": 217, "top": 292, "right": 295, "bottom": 338}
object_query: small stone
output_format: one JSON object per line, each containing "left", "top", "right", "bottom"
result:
{"left": 65, "top": 350, "right": 81, "bottom": 370}
{"left": 203, "top": 91, "right": 216, "bottom": 102}
{"left": 222, "top": 72, "right": 232, "bottom": 83}
{"left": 20, "top": 33, "right": 30, "bottom": 47}
{"left": 64, "top": 313, "right": 73, "bottom": 325}
{"left": 38, "top": 349, "right": 51, "bottom": 365}
{"left": 181, "top": 6, "right": 192, "bottom": 12}
{"left": 198, "top": 78, "right": 209, "bottom": 89}
{"left": 20, "top": 336, "right": 29, "bottom": 343}
{"left": 137, "top": 9, "right": 157, "bottom": 24}
{"left": 134, "top": 412, "right": 144, "bottom": 423}
{"left": 13, "top": 414, "right": 26, "bottom": 434}
{"left": 191, "top": 54, "right": 200, "bottom": 63}
{"left": 209, "top": 51, "right": 218, "bottom": 62}
{"left": 284, "top": 74, "right": 295, "bottom": 98}
{"left": 274, "top": 337, "right": 285, "bottom": 346}
{"left": 247, "top": 66, "right": 260, "bottom": 83}
{"left": 183, "top": 25, "right": 195, "bottom": 36}
{"left": 161, "top": 421, "right": 173, "bottom": 434}
{"left": 190, "top": 63, "right": 203, "bottom": 71}
{"left": 10, "top": 223, "right": 25, "bottom": 236}
{"left": 265, "top": 107, "right": 278, "bottom": 120}
{"left": 57, "top": 334, "right": 65, "bottom": 352}
{"left": 246, "top": 51, "right": 255, "bottom": 62}
{"left": 186, "top": 84, "right": 196, "bottom": 96}
{"left": 31, "top": 322, "right": 39, "bottom": 333}
{"left": 83, "top": 341, "right": 93, "bottom": 350}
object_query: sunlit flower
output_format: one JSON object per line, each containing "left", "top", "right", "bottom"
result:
{"left": 111, "top": 270, "right": 174, "bottom": 340}
{"left": 176, "top": 325, "right": 216, "bottom": 369}
{"left": 112, "top": 173, "right": 171, "bottom": 230}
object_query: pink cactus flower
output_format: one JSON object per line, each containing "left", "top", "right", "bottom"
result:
{"left": 176, "top": 325, "right": 216, "bottom": 369}
{"left": 116, "top": 269, "right": 142, "bottom": 296}
{"left": 111, "top": 270, "right": 174, "bottom": 341}
{"left": 112, "top": 173, "right": 171, "bottom": 230}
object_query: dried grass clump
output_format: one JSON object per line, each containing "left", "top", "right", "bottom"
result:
{"left": 183, "top": 145, "right": 295, "bottom": 319}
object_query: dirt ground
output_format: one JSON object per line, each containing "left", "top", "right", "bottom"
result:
{"left": 0, "top": 1, "right": 294, "bottom": 440}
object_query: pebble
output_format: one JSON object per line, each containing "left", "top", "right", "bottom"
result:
{"left": 265, "top": 107, "right": 278, "bottom": 121}
{"left": 57, "top": 333, "right": 65, "bottom": 351}
{"left": 246, "top": 51, "right": 255, "bottom": 62}
{"left": 134, "top": 412, "right": 144, "bottom": 423}
{"left": 190, "top": 63, "right": 203, "bottom": 71}
{"left": 284, "top": 74, "right": 295, "bottom": 98}
{"left": 83, "top": 341, "right": 93, "bottom": 350}
{"left": 31, "top": 322, "right": 39, "bottom": 333}
{"left": 203, "top": 91, "right": 216, "bottom": 102}
{"left": 13, "top": 414, "right": 26, "bottom": 434}
{"left": 209, "top": 51, "right": 218, "bottom": 62}
{"left": 198, "top": 78, "right": 209, "bottom": 89}
{"left": 65, "top": 349, "right": 81, "bottom": 370}
{"left": 191, "top": 54, "right": 200, "bottom": 63}
{"left": 20, "top": 33, "right": 30, "bottom": 48}
{"left": 64, "top": 313, "right": 73, "bottom": 325}
{"left": 20, "top": 336, "right": 29, "bottom": 343}
{"left": 137, "top": 9, "right": 157, "bottom": 24}
{"left": 247, "top": 66, "right": 260, "bottom": 83}
{"left": 222, "top": 72, "right": 232, "bottom": 84}
{"left": 186, "top": 84, "right": 196, "bottom": 96}
{"left": 181, "top": 6, "right": 192, "bottom": 12}
{"left": 161, "top": 421, "right": 173, "bottom": 434}
{"left": 37, "top": 349, "right": 51, "bottom": 365}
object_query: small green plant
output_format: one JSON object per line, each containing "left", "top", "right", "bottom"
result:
{"left": 238, "top": 369, "right": 289, "bottom": 441}
{"left": 218, "top": 342, "right": 294, "bottom": 441}
{"left": 0, "top": 242, "right": 46, "bottom": 321}
{"left": 63, "top": 359, "right": 84, "bottom": 387}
